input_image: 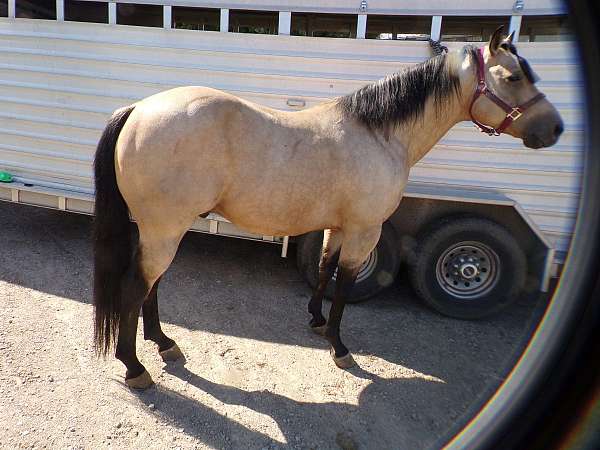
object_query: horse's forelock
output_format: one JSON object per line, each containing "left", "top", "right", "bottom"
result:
{"left": 507, "top": 43, "right": 540, "bottom": 84}
{"left": 517, "top": 56, "right": 540, "bottom": 84}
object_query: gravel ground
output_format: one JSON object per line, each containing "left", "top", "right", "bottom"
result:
{"left": 0, "top": 201, "right": 549, "bottom": 450}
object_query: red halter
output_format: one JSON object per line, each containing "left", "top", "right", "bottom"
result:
{"left": 470, "top": 47, "right": 546, "bottom": 136}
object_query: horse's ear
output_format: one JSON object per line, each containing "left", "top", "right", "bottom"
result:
{"left": 506, "top": 30, "right": 516, "bottom": 45}
{"left": 488, "top": 25, "right": 504, "bottom": 55}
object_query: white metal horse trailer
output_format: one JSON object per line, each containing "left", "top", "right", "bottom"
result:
{"left": 0, "top": 0, "right": 582, "bottom": 318}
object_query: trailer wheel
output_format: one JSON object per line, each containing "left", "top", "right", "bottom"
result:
{"left": 296, "top": 224, "right": 400, "bottom": 303}
{"left": 409, "top": 217, "right": 526, "bottom": 319}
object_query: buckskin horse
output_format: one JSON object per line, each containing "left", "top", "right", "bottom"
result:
{"left": 92, "top": 27, "right": 563, "bottom": 388}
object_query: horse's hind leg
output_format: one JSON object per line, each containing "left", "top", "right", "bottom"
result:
{"left": 116, "top": 223, "right": 190, "bottom": 389}
{"left": 115, "top": 251, "right": 155, "bottom": 389}
{"left": 142, "top": 277, "right": 184, "bottom": 362}
{"left": 325, "top": 226, "right": 382, "bottom": 369}
{"left": 308, "top": 229, "right": 342, "bottom": 335}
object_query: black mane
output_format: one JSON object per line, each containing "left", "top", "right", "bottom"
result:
{"left": 339, "top": 47, "right": 478, "bottom": 130}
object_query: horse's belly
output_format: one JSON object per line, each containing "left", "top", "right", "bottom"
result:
{"left": 216, "top": 195, "right": 338, "bottom": 237}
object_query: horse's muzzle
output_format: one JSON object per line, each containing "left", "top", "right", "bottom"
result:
{"left": 524, "top": 117, "right": 564, "bottom": 149}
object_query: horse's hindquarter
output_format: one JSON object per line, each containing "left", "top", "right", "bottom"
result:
{"left": 115, "top": 87, "right": 236, "bottom": 227}
{"left": 114, "top": 87, "right": 406, "bottom": 237}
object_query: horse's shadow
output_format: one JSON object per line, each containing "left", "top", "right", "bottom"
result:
{"left": 130, "top": 363, "right": 458, "bottom": 450}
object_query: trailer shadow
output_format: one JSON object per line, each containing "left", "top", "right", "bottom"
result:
{"left": 0, "top": 202, "right": 546, "bottom": 389}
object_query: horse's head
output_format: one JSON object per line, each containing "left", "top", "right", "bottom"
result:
{"left": 469, "top": 26, "right": 564, "bottom": 148}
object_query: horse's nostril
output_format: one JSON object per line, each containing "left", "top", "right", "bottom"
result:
{"left": 554, "top": 123, "right": 564, "bottom": 138}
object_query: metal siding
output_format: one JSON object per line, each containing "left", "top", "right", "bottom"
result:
{"left": 0, "top": 19, "right": 584, "bottom": 259}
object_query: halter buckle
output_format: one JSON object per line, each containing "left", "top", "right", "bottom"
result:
{"left": 507, "top": 108, "right": 523, "bottom": 121}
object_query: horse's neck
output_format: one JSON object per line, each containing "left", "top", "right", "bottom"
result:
{"left": 398, "top": 53, "right": 476, "bottom": 167}
{"left": 398, "top": 97, "right": 465, "bottom": 167}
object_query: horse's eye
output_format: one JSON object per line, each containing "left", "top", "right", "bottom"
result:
{"left": 507, "top": 74, "right": 522, "bottom": 82}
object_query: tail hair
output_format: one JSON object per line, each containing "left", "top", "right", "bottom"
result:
{"left": 93, "top": 105, "right": 136, "bottom": 356}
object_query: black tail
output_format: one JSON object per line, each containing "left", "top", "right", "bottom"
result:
{"left": 93, "top": 105, "right": 136, "bottom": 356}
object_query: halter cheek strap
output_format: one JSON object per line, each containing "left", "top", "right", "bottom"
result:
{"left": 470, "top": 47, "right": 546, "bottom": 136}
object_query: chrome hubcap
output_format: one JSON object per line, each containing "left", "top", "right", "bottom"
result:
{"left": 435, "top": 241, "right": 500, "bottom": 299}
{"left": 460, "top": 262, "right": 478, "bottom": 279}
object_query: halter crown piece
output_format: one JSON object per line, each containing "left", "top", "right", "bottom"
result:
{"left": 469, "top": 47, "right": 545, "bottom": 136}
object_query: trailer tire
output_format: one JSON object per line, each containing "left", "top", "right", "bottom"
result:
{"left": 296, "top": 223, "right": 400, "bottom": 303}
{"left": 409, "top": 217, "right": 526, "bottom": 319}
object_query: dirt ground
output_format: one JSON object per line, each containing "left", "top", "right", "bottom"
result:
{"left": 0, "top": 201, "right": 549, "bottom": 450}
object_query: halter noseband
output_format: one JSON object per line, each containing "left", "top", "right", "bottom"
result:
{"left": 470, "top": 47, "right": 545, "bottom": 136}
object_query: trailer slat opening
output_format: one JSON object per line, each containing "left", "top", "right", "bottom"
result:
{"left": 365, "top": 15, "right": 431, "bottom": 41}
{"left": 228, "top": 9, "right": 278, "bottom": 35}
{"left": 172, "top": 6, "right": 220, "bottom": 31}
{"left": 65, "top": 0, "right": 108, "bottom": 24}
{"left": 117, "top": 3, "right": 162, "bottom": 28}
{"left": 291, "top": 13, "right": 357, "bottom": 39}
{"left": 519, "top": 15, "right": 575, "bottom": 42}
{"left": 441, "top": 16, "right": 510, "bottom": 42}
{"left": 16, "top": 0, "right": 56, "bottom": 20}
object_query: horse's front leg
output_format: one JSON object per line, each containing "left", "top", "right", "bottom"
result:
{"left": 325, "top": 226, "right": 382, "bottom": 369}
{"left": 308, "top": 229, "right": 342, "bottom": 334}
